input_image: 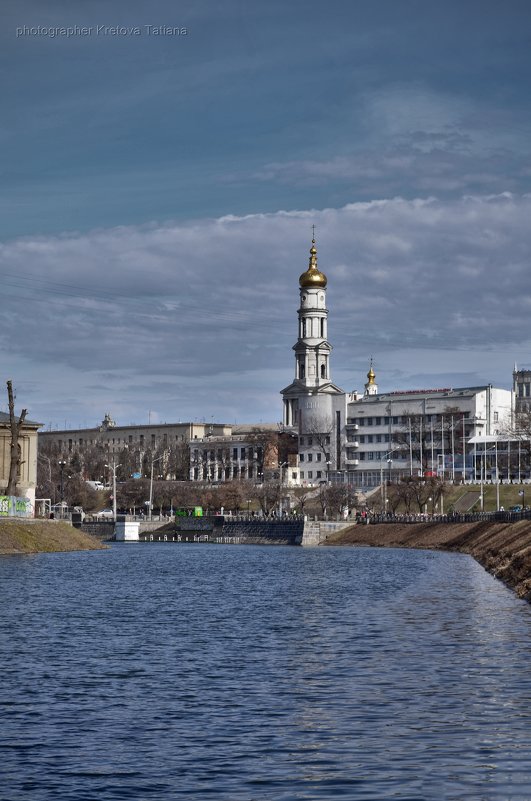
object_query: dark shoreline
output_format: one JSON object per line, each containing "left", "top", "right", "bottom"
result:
{"left": 325, "top": 519, "right": 531, "bottom": 603}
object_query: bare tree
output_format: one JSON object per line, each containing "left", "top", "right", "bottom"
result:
{"left": 317, "top": 483, "right": 357, "bottom": 518}
{"left": 6, "top": 380, "right": 27, "bottom": 497}
{"left": 251, "top": 480, "right": 282, "bottom": 515}
{"left": 305, "top": 415, "right": 334, "bottom": 463}
{"left": 499, "top": 412, "right": 531, "bottom": 478}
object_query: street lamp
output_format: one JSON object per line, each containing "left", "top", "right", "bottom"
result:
{"left": 105, "top": 459, "right": 122, "bottom": 520}
{"left": 58, "top": 460, "right": 66, "bottom": 503}
{"left": 148, "top": 455, "right": 162, "bottom": 521}
{"left": 247, "top": 499, "right": 252, "bottom": 516}
{"left": 326, "top": 460, "right": 331, "bottom": 484}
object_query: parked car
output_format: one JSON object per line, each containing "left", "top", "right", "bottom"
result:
{"left": 95, "top": 508, "right": 114, "bottom": 519}
{"left": 509, "top": 505, "right": 522, "bottom": 512}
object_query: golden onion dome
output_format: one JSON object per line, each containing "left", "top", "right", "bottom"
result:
{"left": 299, "top": 238, "right": 327, "bottom": 288}
{"left": 367, "top": 360, "right": 376, "bottom": 384}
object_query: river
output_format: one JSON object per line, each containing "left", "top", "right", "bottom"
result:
{"left": 1, "top": 544, "right": 530, "bottom": 800}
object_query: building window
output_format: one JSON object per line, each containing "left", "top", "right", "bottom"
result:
{"left": 375, "top": 417, "right": 381, "bottom": 425}
{"left": 308, "top": 471, "right": 313, "bottom": 479}
{"left": 308, "top": 453, "right": 313, "bottom": 462}
{"left": 300, "top": 471, "right": 305, "bottom": 479}
{"left": 367, "top": 418, "right": 373, "bottom": 425}
{"left": 308, "top": 436, "right": 313, "bottom": 446}
{"left": 299, "top": 453, "right": 304, "bottom": 462}
{"left": 316, "top": 471, "right": 322, "bottom": 478}
{"left": 325, "top": 436, "right": 330, "bottom": 444}
{"left": 300, "top": 437, "right": 304, "bottom": 446}
{"left": 376, "top": 434, "right": 382, "bottom": 443}
{"left": 316, "top": 452, "right": 321, "bottom": 461}
{"left": 367, "top": 435, "right": 373, "bottom": 443}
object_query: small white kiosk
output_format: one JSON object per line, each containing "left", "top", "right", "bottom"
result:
{"left": 115, "top": 521, "right": 140, "bottom": 541}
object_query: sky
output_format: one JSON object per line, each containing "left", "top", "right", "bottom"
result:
{"left": 1, "top": 0, "right": 531, "bottom": 429}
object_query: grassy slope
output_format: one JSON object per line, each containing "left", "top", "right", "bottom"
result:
{"left": 0, "top": 519, "right": 108, "bottom": 555}
{"left": 327, "top": 520, "right": 531, "bottom": 602}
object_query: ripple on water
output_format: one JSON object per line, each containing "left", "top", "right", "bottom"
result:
{"left": 0, "top": 544, "right": 530, "bottom": 800}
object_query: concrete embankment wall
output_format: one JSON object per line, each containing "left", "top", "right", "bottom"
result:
{"left": 141, "top": 518, "right": 305, "bottom": 545}
{"left": 302, "top": 521, "right": 352, "bottom": 546}
{"left": 327, "top": 520, "right": 531, "bottom": 603}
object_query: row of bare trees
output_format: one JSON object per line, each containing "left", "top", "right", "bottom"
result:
{"left": 384, "top": 477, "right": 446, "bottom": 515}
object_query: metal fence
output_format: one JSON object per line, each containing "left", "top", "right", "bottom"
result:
{"left": 368, "top": 509, "right": 531, "bottom": 525}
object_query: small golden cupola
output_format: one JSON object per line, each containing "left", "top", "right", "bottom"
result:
{"left": 364, "top": 358, "right": 378, "bottom": 396}
{"left": 299, "top": 237, "right": 327, "bottom": 288}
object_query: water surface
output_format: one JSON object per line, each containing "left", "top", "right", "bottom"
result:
{"left": 1, "top": 544, "right": 530, "bottom": 800}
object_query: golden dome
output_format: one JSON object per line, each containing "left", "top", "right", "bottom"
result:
{"left": 299, "top": 238, "right": 327, "bottom": 288}
{"left": 367, "top": 360, "right": 376, "bottom": 384}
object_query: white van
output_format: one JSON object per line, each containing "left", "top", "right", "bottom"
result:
{"left": 86, "top": 480, "right": 106, "bottom": 491}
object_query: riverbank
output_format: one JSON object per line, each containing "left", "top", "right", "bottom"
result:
{"left": 0, "top": 519, "right": 108, "bottom": 555}
{"left": 326, "top": 519, "right": 531, "bottom": 602}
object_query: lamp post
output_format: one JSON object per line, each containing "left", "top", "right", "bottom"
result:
{"left": 278, "top": 461, "right": 288, "bottom": 517}
{"left": 148, "top": 455, "right": 163, "bottom": 521}
{"left": 105, "top": 459, "right": 122, "bottom": 520}
{"left": 326, "top": 460, "right": 331, "bottom": 485}
{"left": 58, "top": 459, "right": 66, "bottom": 503}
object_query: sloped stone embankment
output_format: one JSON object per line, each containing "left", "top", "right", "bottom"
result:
{"left": 0, "top": 519, "right": 108, "bottom": 555}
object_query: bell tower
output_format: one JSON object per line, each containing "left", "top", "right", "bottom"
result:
{"left": 281, "top": 233, "right": 344, "bottom": 428}
{"left": 294, "top": 234, "right": 331, "bottom": 389}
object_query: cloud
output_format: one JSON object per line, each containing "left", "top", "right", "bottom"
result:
{"left": 248, "top": 84, "right": 531, "bottom": 198}
{"left": 1, "top": 192, "right": 530, "bottom": 426}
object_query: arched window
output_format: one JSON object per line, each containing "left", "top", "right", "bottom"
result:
{"left": 321, "top": 363, "right": 326, "bottom": 378}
